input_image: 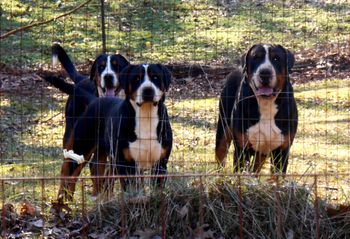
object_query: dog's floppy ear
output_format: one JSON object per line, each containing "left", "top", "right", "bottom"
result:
{"left": 286, "top": 49, "right": 295, "bottom": 72}
{"left": 114, "top": 54, "right": 130, "bottom": 72}
{"left": 119, "top": 65, "right": 133, "bottom": 95}
{"left": 277, "top": 45, "right": 295, "bottom": 72}
{"left": 241, "top": 52, "right": 247, "bottom": 69}
{"left": 89, "top": 54, "right": 103, "bottom": 81}
{"left": 157, "top": 64, "right": 172, "bottom": 91}
{"left": 241, "top": 44, "right": 257, "bottom": 72}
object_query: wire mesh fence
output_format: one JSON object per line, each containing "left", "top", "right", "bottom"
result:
{"left": 1, "top": 0, "right": 350, "bottom": 238}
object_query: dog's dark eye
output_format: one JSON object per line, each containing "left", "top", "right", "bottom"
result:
{"left": 112, "top": 60, "right": 117, "bottom": 65}
{"left": 253, "top": 53, "right": 264, "bottom": 60}
{"left": 272, "top": 56, "right": 280, "bottom": 62}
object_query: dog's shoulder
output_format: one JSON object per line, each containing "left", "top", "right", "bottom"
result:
{"left": 223, "top": 67, "right": 243, "bottom": 92}
{"left": 81, "top": 97, "right": 122, "bottom": 119}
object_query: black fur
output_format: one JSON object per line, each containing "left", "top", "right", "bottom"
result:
{"left": 52, "top": 43, "right": 86, "bottom": 84}
{"left": 44, "top": 44, "right": 130, "bottom": 200}
{"left": 216, "top": 44, "right": 298, "bottom": 173}
{"left": 44, "top": 44, "right": 129, "bottom": 146}
{"left": 64, "top": 64, "right": 173, "bottom": 194}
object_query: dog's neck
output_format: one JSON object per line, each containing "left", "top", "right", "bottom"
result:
{"left": 256, "top": 97, "right": 278, "bottom": 121}
{"left": 130, "top": 101, "right": 159, "bottom": 140}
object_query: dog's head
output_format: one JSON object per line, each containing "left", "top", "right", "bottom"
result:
{"left": 120, "top": 64, "right": 172, "bottom": 106}
{"left": 241, "top": 44, "right": 294, "bottom": 98}
{"left": 90, "top": 54, "right": 129, "bottom": 97}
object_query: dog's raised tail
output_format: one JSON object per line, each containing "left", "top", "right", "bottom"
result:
{"left": 52, "top": 43, "right": 86, "bottom": 84}
{"left": 43, "top": 75, "right": 96, "bottom": 105}
{"left": 44, "top": 75, "right": 74, "bottom": 95}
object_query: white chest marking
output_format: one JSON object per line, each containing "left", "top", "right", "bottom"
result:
{"left": 129, "top": 103, "right": 163, "bottom": 169}
{"left": 247, "top": 99, "right": 284, "bottom": 155}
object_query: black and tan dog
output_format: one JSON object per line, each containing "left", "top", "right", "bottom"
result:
{"left": 44, "top": 44, "right": 129, "bottom": 197}
{"left": 48, "top": 43, "right": 129, "bottom": 145}
{"left": 59, "top": 64, "right": 173, "bottom": 200}
{"left": 215, "top": 44, "right": 298, "bottom": 173}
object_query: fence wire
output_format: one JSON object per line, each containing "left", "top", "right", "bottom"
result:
{"left": 0, "top": 0, "right": 350, "bottom": 238}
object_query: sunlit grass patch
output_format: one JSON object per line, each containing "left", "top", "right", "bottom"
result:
{"left": 0, "top": 76, "right": 349, "bottom": 206}
{"left": 1, "top": 0, "right": 350, "bottom": 65}
{"left": 167, "top": 97, "right": 224, "bottom": 173}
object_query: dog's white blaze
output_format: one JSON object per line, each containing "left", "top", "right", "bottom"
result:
{"left": 100, "top": 55, "right": 118, "bottom": 88}
{"left": 52, "top": 54, "right": 58, "bottom": 67}
{"left": 247, "top": 98, "right": 284, "bottom": 155}
{"left": 135, "top": 65, "right": 162, "bottom": 104}
{"left": 252, "top": 45, "right": 277, "bottom": 89}
{"left": 129, "top": 103, "right": 162, "bottom": 169}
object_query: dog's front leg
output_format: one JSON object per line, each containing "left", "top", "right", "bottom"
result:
{"left": 89, "top": 152, "right": 108, "bottom": 197}
{"left": 271, "top": 147, "right": 290, "bottom": 174}
{"left": 233, "top": 146, "right": 251, "bottom": 173}
{"left": 151, "top": 158, "right": 168, "bottom": 188}
{"left": 58, "top": 148, "right": 94, "bottom": 201}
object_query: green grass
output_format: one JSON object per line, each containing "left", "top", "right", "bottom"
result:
{"left": 1, "top": 77, "right": 349, "bottom": 206}
{"left": 1, "top": 0, "right": 350, "bottom": 66}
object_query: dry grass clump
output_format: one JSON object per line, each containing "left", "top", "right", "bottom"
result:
{"left": 86, "top": 178, "right": 350, "bottom": 238}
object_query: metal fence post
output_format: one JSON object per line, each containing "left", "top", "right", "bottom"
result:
{"left": 100, "top": 0, "right": 107, "bottom": 53}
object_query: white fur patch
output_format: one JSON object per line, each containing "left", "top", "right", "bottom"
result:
{"left": 129, "top": 103, "right": 163, "bottom": 169}
{"left": 252, "top": 45, "right": 277, "bottom": 90}
{"left": 52, "top": 55, "right": 58, "bottom": 67}
{"left": 247, "top": 98, "right": 284, "bottom": 155}
{"left": 100, "top": 56, "right": 118, "bottom": 89}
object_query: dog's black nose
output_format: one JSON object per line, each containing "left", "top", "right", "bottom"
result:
{"left": 103, "top": 74, "right": 114, "bottom": 88}
{"left": 259, "top": 69, "right": 272, "bottom": 86}
{"left": 142, "top": 87, "right": 155, "bottom": 102}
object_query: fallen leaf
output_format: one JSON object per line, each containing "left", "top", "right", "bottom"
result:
{"left": 189, "top": 224, "right": 215, "bottom": 239}
{"left": 178, "top": 202, "right": 190, "bottom": 218}
{"left": 286, "top": 229, "right": 294, "bottom": 239}
{"left": 30, "top": 219, "right": 44, "bottom": 228}
{"left": 133, "top": 229, "right": 158, "bottom": 239}
{"left": 19, "top": 201, "right": 37, "bottom": 217}
{"left": 326, "top": 204, "right": 350, "bottom": 218}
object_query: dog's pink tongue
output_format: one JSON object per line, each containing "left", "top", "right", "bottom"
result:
{"left": 257, "top": 87, "right": 273, "bottom": 96}
{"left": 105, "top": 89, "right": 115, "bottom": 97}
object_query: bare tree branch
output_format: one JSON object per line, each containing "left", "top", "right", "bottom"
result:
{"left": 0, "top": 0, "right": 93, "bottom": 39}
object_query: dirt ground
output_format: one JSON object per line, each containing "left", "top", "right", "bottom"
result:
{"left": 1, "top": 41, "right": 350, "bottom": 97}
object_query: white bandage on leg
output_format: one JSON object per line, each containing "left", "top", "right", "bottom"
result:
{"left": 63, "top": 149, "right": 85, "bottom": 164}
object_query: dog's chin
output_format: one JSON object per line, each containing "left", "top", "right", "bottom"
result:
{"left": 256, "top": 87, "right": 276, "bottom": 98}
{"left": 136, "top": 101, "right": 159, "bottom": 107}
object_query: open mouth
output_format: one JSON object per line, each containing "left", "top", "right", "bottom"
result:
{"left": 102, "top": 87, "right": 117, "bottom": 97}
{"left": 256, "top": 87, "right": 274, "bottom": 97}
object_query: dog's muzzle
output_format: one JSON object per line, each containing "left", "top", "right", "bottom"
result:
{"left": 259, "top": 69, "right": 272, "bottom": 86}
{"left": 102, "top": 74, "right": 117, "bottom": 97}
{"left": 256, "top": 69, "right": 275, "bottom": 97}
{"left": 142, "top": 87, "right": 155, "bottom": 102}
{"left": 136, "top": 87, "right": 158, "bottom": 106}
